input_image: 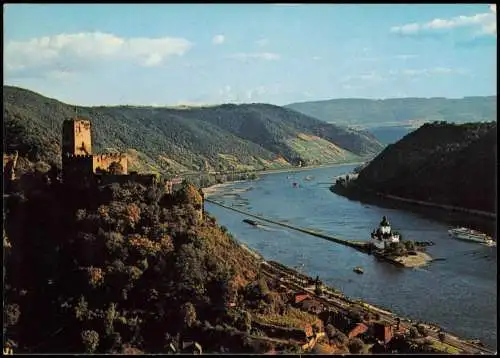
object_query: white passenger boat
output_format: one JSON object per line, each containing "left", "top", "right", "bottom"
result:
{"left": 448, "top": 227, "right": 496, "bottom": 246}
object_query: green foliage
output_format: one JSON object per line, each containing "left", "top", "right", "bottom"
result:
{"left": 348, "top": 337, "right": 365, "bottom": 353}
{"left": 331, "top": 330, "right": 349, "bottom": 348}
{"left": 5, "top": 303, "right": 21, "bottom": 326}
{"left": 4, "top": 86, "right": 380, "bottom": 175}
{"left": 409, "top": 326, "right": 419, "bottom": 338}
{"left": 81, "top": 330, "right": 100, "bottom": 353}
{"left": 417, "top": 324, "right": 428, "bottom": 337}
{"left": 356, "top": 121, "right": 497, "bottom": 213}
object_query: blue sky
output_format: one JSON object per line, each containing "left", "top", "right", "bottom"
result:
{"left": 4, "top": 4, "right": 497, "bottom": 106}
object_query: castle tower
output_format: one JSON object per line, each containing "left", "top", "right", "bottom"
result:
{"left": 62, "top": 118, "right": 92, "bottom": 156}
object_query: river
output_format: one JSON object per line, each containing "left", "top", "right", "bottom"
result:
{"left": 204, "top": 164, "right": 497, "bottom": 350}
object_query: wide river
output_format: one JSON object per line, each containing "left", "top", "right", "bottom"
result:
{"left": 204, "top": 164, "right": 497, "bottom": 349}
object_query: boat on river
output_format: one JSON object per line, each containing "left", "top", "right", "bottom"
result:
{"left": 370, "top": 216, "right": 401, "bottom": 250}
{"left": 353, "top": 266, "right": 364, "bottom": 274}
{"left": 243, "top": 219, "right": 261, "bottom": 227}
{"left": 448, "top": 227, "right": 495, "bottom": 246}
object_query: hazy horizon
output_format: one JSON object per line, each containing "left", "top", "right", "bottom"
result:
{"left": 4, "top": 4, "right": 497, "bottom": 107}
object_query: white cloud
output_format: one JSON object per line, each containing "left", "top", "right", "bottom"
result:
{"left": 229, "top": 52, "right": 281, "bottom": 61}
{"left": 312, "top": 56, "right": 322, "bottom": 60}
{"left": 255, "top": 38, "right": 269, "bottom": 47}
{"left": 212, "top": 34, "right": 225, "bottom": 45}
{"left": 390, "top": 5, "right": 496, "bottom": 37}
{"left": 4, "top": 32, "right": 193, "bottom": 77}
{"left": 394, "top": 54, "right": 417, "bottom": 60}
{"left": 398, "top": 67, "right": 465, "bottom": 77}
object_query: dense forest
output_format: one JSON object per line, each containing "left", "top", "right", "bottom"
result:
{"left": 348, "top": 121, "right": 497, "bottom": 214}
{"left": 3, "top": 165, "right": 302, "bottom": 353}
{"left": 3, "top": 86, "right": 383, "bottom": 175}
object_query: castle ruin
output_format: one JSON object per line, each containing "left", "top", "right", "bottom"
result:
{"left": 62, "top": 118, "right": 128, "bottom": 178}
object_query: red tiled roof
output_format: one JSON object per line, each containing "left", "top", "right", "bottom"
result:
{"left": 294, "top": 292, "right": 310, "bottom": 304}
{"left": 348, "top": 323, "right": 369, "bottom": 339}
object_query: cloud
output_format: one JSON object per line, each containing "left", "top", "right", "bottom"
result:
{"left": 395, "top": 67, "right": 466, "bottom": 77}
{"left": 255, "top": 38, "right": 269, "bottom": 47}
{"left": 212, "top": 34, "right": 225, "bottom": 45}
{"left": 393, "top": 54, "right": 417, "bottom": 60}
{"left": 312, "top": 56, "right": 322, "bottom": 61}
{"left": 4, "top": 32, "right": 193, "bottom": 78}
{"left": 229, "top": 52, "right": 281, "bottom": 61}
{"left": 390, "top": 5, "right": 496, "bottom": 37}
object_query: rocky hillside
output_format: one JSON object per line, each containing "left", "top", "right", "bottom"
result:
{"left": 353, "top": 122, "right": 497, "bottom": 213}
{"left": 3, "top": 86, "right": 383, "bottom": 174}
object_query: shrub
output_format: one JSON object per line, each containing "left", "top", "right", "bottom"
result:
{"left": 348, "top": 337, "right": 365, "bottom": 354}
{"left": 81, "top": 330, "right": 100, "bottom": 353}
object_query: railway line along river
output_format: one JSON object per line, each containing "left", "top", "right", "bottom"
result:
{"left": 204, "top": 164, "right": 497, "bottom": 350}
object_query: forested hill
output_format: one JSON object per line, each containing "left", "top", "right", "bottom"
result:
{"left": 354, "top": 121, "right": 497, "bottom": 213}
{"left": 285, "top": 97, "right": 497, "bottom": 128}
{"left": 3, "top": 86, "right": 383, "bottom": 174}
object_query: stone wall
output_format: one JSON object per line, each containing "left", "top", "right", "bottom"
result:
{"left": 92, "top": 153, "right": 128, "bottom": 174}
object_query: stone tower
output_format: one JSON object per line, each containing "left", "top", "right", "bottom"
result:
{"left": 62, "top": 118, "right": 92, "bottom": 156}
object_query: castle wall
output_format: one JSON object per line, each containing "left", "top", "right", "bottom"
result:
{"left": 96, "top": 172, "right": 156, "bottom": 186}
{"left": 92, "top": 153, "right": 128, "bottom": 174}
{"left": 62, "top": 154, "right": 95, "bottom": 187}
{"left": 63, "top": 119, "right": 92, "bottom": 155}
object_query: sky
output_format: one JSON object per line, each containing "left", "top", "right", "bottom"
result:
{"left": 4, "top": 4, "right": 497, "bottom": 106}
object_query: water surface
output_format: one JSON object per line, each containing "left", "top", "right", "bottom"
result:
{"left": 205, "top": 165, "right": 497, "bottom": 349}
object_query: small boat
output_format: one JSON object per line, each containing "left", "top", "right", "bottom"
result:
{"left": 448, "top": 227, "right": 495, "bottom": 246}
{"left": 353, "top": 267, "right": 364, "bottom": 274}
{"left": 243, "top": 219, "right": 260, "bottom": 226}
{"left": 304, "top": 175, "right": 314, "bottom": 181}
{"left": 292, "top": 182, "right": 299, "bottom": 188}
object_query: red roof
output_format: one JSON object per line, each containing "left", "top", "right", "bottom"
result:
{"left": 348, "top": 323, "right": 369, "bottom": 339}
{"left": 294, "top": 292, "right": 311, "bottom": 304}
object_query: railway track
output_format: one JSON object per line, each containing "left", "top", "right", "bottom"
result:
{"left": 261, "top": 260, "right": 494, "bottom": 355}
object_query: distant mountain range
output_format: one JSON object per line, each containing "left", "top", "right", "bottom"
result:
{"left": 286, "top": 97, "right": 497, "bottom": 144}
{"left": 3, "top": 86, "right": 383, "bottom": 174}
{"left": 353, "top": 121, "right": 497, "bottom": 214}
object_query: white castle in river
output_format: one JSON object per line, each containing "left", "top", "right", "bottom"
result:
{"left": 370, "top": 216, "right": 401, "bottom": 250}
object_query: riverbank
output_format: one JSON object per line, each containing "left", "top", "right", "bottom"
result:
{"left": 260, "top": 259, "right": 493, "bottom": 354}
{"left": 255, "top": 160, "right": 367, "bottom": 176}
{"left": 201, "top": 161, "right": 366, "bottom": 197}
{"left": 330, "top": 182, "right": 496, "bottom": 236}
{"left": 331, "top": 174, "right": 496, "bottom": 220}
{"left": 394, "top": 251, "right": 433, "bottom": 268}
{"left": 202, "top": 180, "right": 249, "bottom": 197}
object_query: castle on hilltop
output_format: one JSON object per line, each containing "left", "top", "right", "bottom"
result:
{"left": 62, "top": 118, "right": 128, "bottom": 182}
{"left": 61, "top": 117, "right": 163, "bottom": 188}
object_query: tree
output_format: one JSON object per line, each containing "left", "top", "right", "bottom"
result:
{"left": 325, "top": 324, "right": 337, "bottom": 339}
{"left": 348, "top": 337, "right": 365, "bottom": 353}
{"left": 81, "top": 330, "right": 100, "bottom": 353}
{"left": 409, "top": 326, "right": 419, "bottom": 338}
{"left": 180, "top": 302, "right": 197, "bottom": 329}
{"left": 416, "top": 324, "right": 428, "bottom": 337}
{"left": 331, "top": 331, "right": 348, "bottom": 348}
{"left": 108, "top": 161, "right": 124, "bottom": 175}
